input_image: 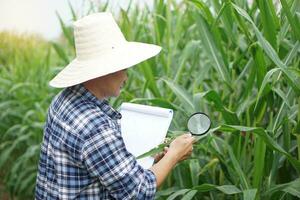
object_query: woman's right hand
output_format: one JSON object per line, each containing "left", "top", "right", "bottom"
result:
{"left": 166, "top": 133, "right": 196, "bottom": 163}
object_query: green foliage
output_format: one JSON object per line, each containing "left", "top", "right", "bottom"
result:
{"left": 0, "top": 32, "right": 58, "bottom": 199}
{"left": 1, "top": 0, "right": 300, "bottom": 199}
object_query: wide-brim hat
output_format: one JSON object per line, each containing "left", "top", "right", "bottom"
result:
{"left": 49, "top": 12, "right": 162, "bottom": 88}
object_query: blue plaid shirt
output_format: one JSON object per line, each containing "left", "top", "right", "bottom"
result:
{"left": 35, "top": 84, "right": 157, "bottom": 199}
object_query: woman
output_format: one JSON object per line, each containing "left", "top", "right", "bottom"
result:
{"left": 35, "top": 12, "right": 195, "bottom": 200}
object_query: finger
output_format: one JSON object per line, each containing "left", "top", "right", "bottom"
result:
{"left": 180, "top": 157, "right": 187, "bottom": 162}
{"left": 155, "top": 152, "right": 163, "bottom": 158}
{"left": 185, "top": 153, "right": 192, "bottom": 160}
{"left": 184, "top": 152, "right": 191, "bottom": 158}
{"left": 183, "top": 133, "right": 192, "bottom": 138}
{"left": 185, "top": 148, "right": 192, "bottom": 155}
{"left": 192, "top": 137, "right": 197, "bottom": 143}
{"left": 181, "top": 154, "right": 190, "bottom": 161}
{"left": 188, "top": 136, "right": 196, "bottom": 144}
{"left": 154, "top": 153, "right": 163, "bottom": 162}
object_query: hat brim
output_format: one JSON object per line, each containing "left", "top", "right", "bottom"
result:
{"left": 49, "top": 42, "right": 162, "bottom": 88}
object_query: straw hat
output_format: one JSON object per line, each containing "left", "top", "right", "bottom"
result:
{"left": 49, "top": 12, "right": 162, "bottom": 88}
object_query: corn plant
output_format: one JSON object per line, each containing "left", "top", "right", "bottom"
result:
{"left": 1, "top": 0, "right": 300, "bottom": 199}
{"left": 94, "top": 1, "right": 300, "bottom": 199}
{"left": 0, "top": 31, "right": 59, "bottom": 199}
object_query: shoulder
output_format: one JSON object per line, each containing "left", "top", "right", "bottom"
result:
{"left": 48, "top": 88, "right": 114, "bottom": 137}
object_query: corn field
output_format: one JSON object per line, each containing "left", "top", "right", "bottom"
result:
{"left": 0, "top": 0, "right": 299, "bottom": 199}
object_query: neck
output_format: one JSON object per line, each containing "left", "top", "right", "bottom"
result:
{"left": 83, "top": 81, "right": 107, "bottom": 100}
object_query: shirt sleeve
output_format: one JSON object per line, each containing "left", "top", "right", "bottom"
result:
{"left": 81, "top": 123, "right": 157, "bottom": 200}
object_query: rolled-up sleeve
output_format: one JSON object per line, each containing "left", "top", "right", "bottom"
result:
{"left": 81, "top": 123, "right": 157, "bottom": 199}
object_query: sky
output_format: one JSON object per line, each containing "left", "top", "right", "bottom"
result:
{"left": 0, "top": 0, "right": 152, "bottom": 40}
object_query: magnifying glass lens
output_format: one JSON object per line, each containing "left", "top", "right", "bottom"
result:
{"left": 187, "top": 113, "right": 211, "bottom": 135}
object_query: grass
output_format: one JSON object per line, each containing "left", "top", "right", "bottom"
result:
{"left": 0, "top": 0, "right": 300, "bottom": 199}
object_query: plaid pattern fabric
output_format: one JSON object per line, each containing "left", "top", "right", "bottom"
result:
{"left": 35, "top": 84, "right": 156, "bottom": 200}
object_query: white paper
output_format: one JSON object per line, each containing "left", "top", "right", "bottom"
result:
{"left": 119, "top": 103, "right": 173, "bottom": 169}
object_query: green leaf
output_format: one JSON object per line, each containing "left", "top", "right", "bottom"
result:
{"left": 195, "top": 90, "right": 239, "bottom": 125}
{"left": 162, "top": 78, "right": 195, "bottom": 113}
{"left": 182, "top": 190, "right": 198, "bottom": 200}
{"left": 283, "top": 41, "right": 300, "bottom": 65}
{"left": 194, "top": 12, "right": 231, "bottom": 84}
{"left": 166, "top": 189, "right": 190, "bottom": 200}
{"left": 218, "top": 125, "right": 300, "bottom": 172}
{"left": 188, "top": 0, "right": 214, "bottom": 24}
{"left": 243, "top": 189, "right": 257, "bottom": 200}
{"left": 253, "top": 137, "right": 266, "bottom": 188}
{"left": 280, "top": 0, "right": 300, "bottom": 40}
{"left": 251, "top": 44, "right": 267, "bottom": 89}
{"left": 55, "top": 11, "right": 75, "bottom": 48}
{"left": 232, "top": 3, "right": 300, "bottom": 94}
{"left": 68, "top": 0, "right": 77, "bottom": 21}
{"left": 140, "top": 62, "right": 161, "bottom": 97}
{"left": 226, "top": 143, "right": 250, "bottom": 189}
{"left": 136, "top": 143, "right": 167, "bottom": 159}
{"left": 156, "top": 187, "right": 179, "bottom": 197}
{"left": 51, "top": 42, "right": 69, "bottom": 64}
{"left": 257, "top": 0, "right": 278, "bottom": 49}
{"left": 216, "top": 185, "right": 241, "bottom": 194}
{"left": 174, "top": 40, "right": 200, "bottom": 84}
{"left": 193, "top": 183, "right": 216, "bottom": 192}
{"left": 264, "top": 178, "right": 300, "bottom": 198}
{"left": 193, "top": 183, "right": 242, "bottom": 195}
{"left": 254, "top": 68, "right": 280, "bottom": 110}
{"left": 197, "top": 158, "right": 219, "bottom": 176}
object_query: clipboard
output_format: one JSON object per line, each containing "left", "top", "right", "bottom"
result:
{"left": 119, "top": 102, "right": 173, "bottom": 169}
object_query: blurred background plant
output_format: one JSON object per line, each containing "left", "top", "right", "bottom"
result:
{"left": 0, "top": 0, "right": 299, "bottom": 199}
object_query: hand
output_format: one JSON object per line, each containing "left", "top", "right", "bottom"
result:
{"left": 166, "top": 133, "right": 195, "bottom": 163}
{"left": 153, "top": 147, "right": 169, "bottom": 163}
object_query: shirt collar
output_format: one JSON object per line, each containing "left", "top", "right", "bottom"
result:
{"left": 69, "top": 83, "right": 122, "bottom": 120}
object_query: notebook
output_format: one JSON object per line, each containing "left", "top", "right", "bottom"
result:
{"left": 118, "top": 102, "right": 173, "bottom": 169}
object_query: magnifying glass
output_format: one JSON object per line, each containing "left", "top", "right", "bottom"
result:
{"left": 187, "top": 112, "right": 211, "bottom": 136}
